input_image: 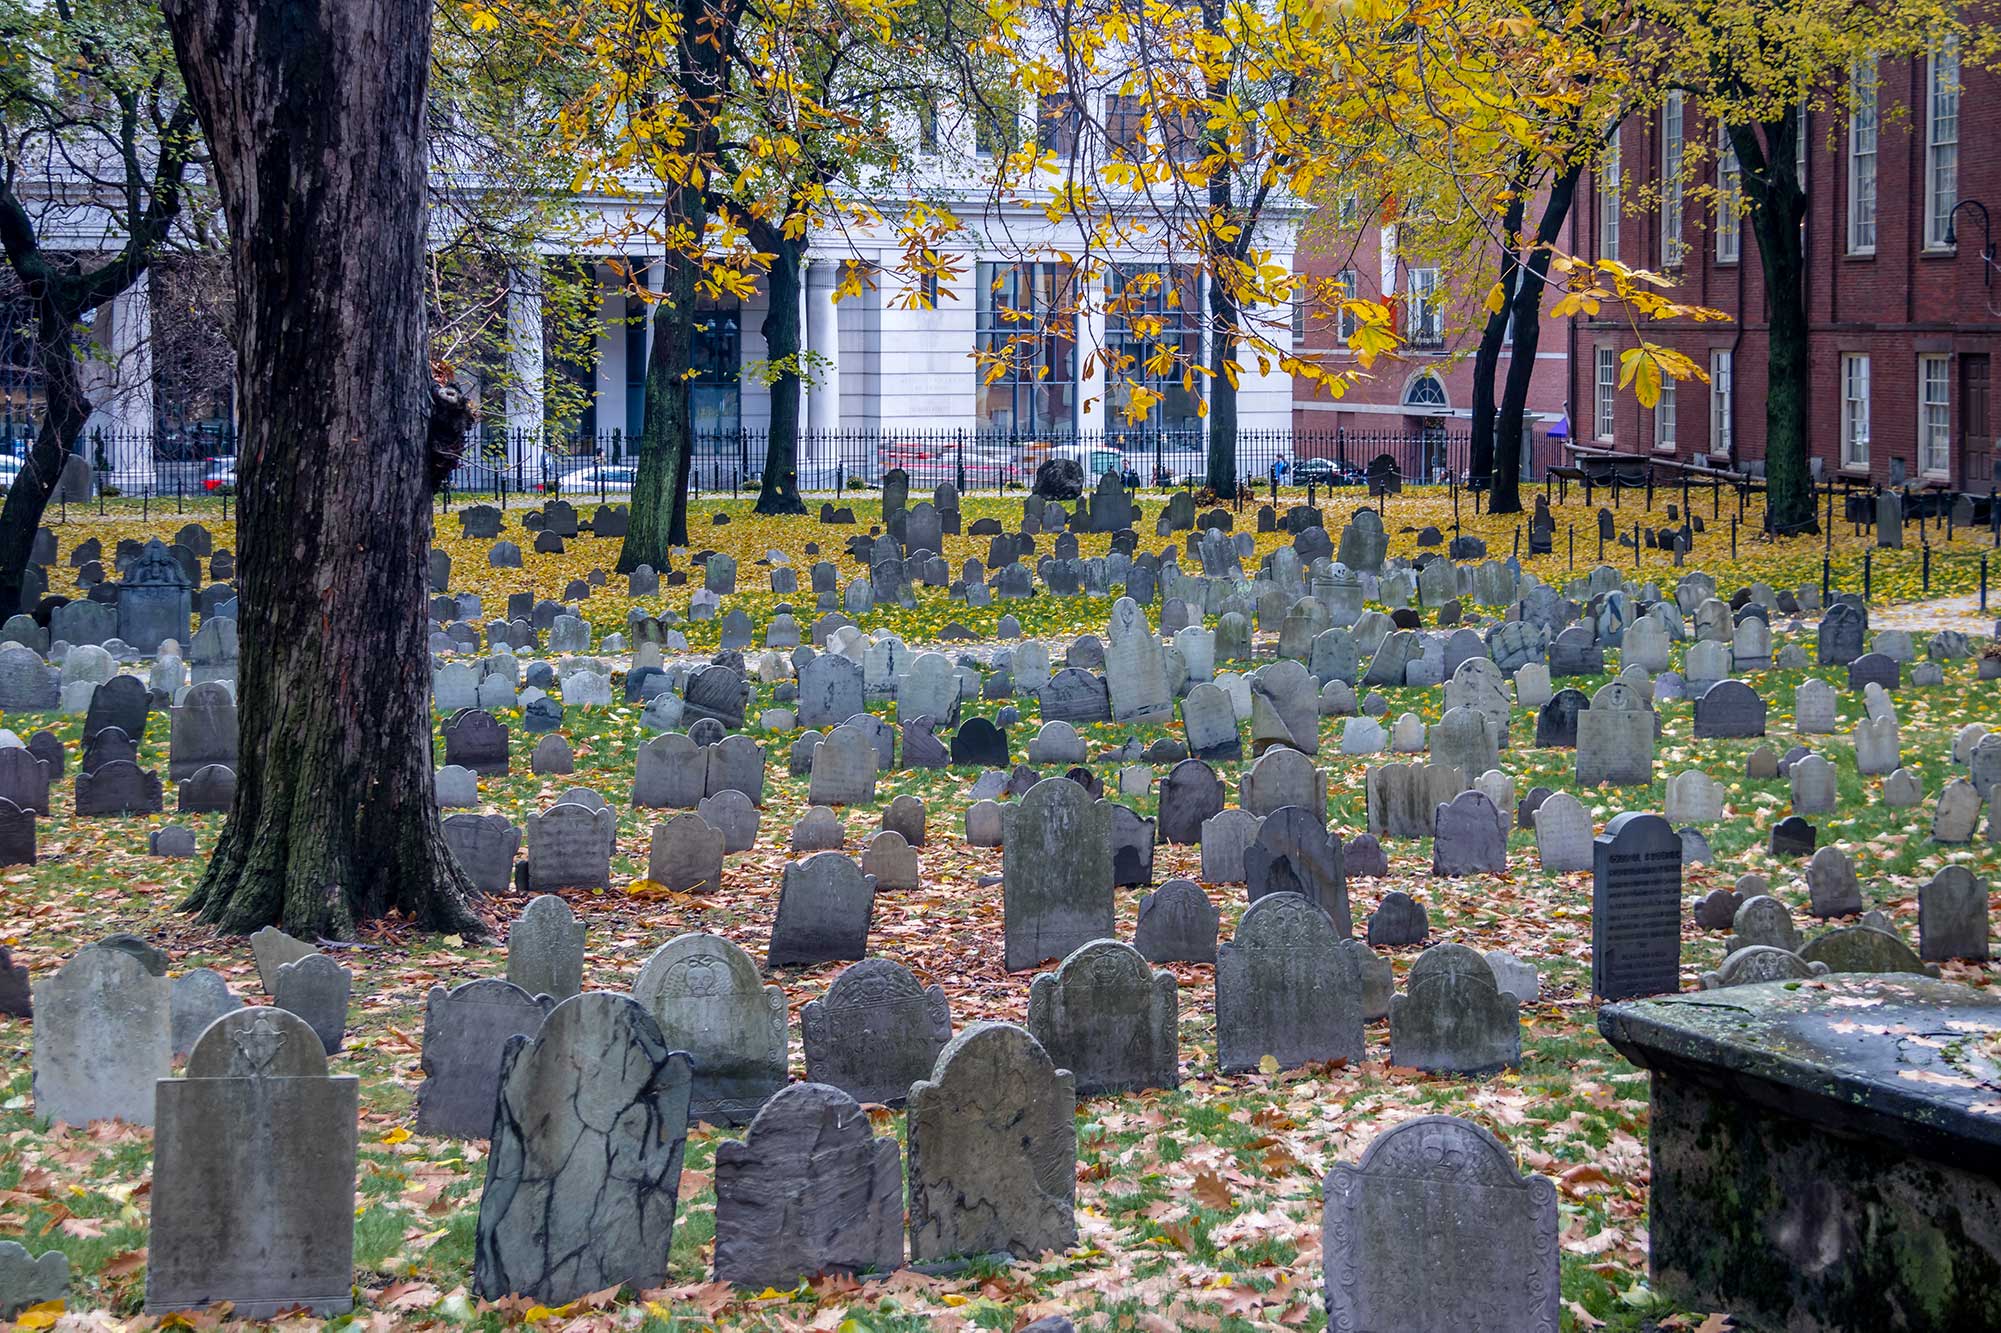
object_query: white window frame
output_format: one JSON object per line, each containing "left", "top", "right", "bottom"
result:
{"left": 1655, "top": 378, "right": 1678, "bottom": 452}
{"left": 1406, "top": 267, "right": 1441, "bottom": 348}
{"left": 1840, "top": 353, "right": 1871, "bottom": 470}
{"left": 1919, "top": 353, "right": 1952, "bottom": 476}
{"left": 1595, "top": 346, "right": 1618, "bottom": 442}
{"left": 1716, "top": 121, "right": 1741, "bottom": 263}
{"left": 1925, "top": 39, "right": 1960, "bottom": 250}
{"left": 1661, "top": 92, "right": 1685, "bottom": 266}
{"left": 1709, "top": 349, "right": 1733, "bottom": 454}
{"left": 1336, "top": 269, "right": 1359, "bottom": 341}
{"left": 1848, "top": 58, "right": 1878, "bottom": 254}
{"left": 1599, "top": 135, "right": 1621, "bottom": 262}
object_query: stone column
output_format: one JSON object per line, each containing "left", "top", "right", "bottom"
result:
{"left": 803, "top": 260, "right": 842, "bottom": 489}
{"left": 83, "top": 271, "right": 156, "bottom": 491}
{"left": 506, "top": 262, "right": 547, "bottom": 487}
{"left": 1076, "top": 268, "right": 1106, "bottom": 434}
{"left": 592, "top": 261, "right": 626, "bottom": 455}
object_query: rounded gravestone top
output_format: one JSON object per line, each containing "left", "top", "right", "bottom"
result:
{"left": 186, "top": 1006, "right": 329, "bottom": 1078}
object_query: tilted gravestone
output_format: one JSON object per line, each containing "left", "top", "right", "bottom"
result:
{"left": 33, "top": 945, "right": 170, "bottom": 1125}
{"left": 416, "top": 979, "right": 556, "bottom": 1140}
{"left": 146, "top": 1009, "right": 359, "bottom": 1318}
{"left": 473, "top": 993, "right": 693, "bottom": 1304}
{"left": 1027, "top": 940, "right": 1179, "bottom": 1096}
{"left": 1004, "top": 778, "right": 1113, "bottom": 971}
{"left": 168, "top": 968, "right": 242, "bottom": 1058}
{"left": 801, "top": 957, "right": 951, "bottom": 1108}
{"left": 1591, "top": 812, "right": 1683, "bottom": 1001}
{"left": 906, "top": 1023, "right": 1077, "bottom": 1262}
{"left": 648, "top": 811, "right": 726, "bottom": 894}
{"left": 1157, "top": 758, "right": 1224, "bottom": 843}
{"left": 713, "top": 1082, "right": 904, "bottom": 1287}
{"left": 633, "top": 933, "right": 788, "bottom": 1125}
{"left": 1321, "top": 1116, "right": 1559, "bottom": 1332}
{"left": 1216, "top": 892, "right": 1365, "bottom": 1074}
{"left": 768, "top": 852, "right": 876, "bottom": 967}
{"left": 1243, "top": 805, "right": 1349, "bottom": 932}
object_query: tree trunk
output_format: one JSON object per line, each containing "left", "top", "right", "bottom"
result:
{"left": 1731, "top": 114, "right": 1815, "bottom": 533}
{"left": 164, "top": 0, "right": 484, "bottom": 938}
{"left": 753, "top": 225, "right": 806, "bottom": 515}
{"left": 0, "top": 320, "right": 89, "bottom": 616}
{"left": 621, "top": 195, "right": 707, "bottom": 569}
{"left": 1493, "top": 163, "right": 1582, "bottom": 515}
{"left": 1206, "top": 273, "right": 1239, "bottom": 498}
{"left": 1469, "top": 169, "right": 1531, "bottom": 488}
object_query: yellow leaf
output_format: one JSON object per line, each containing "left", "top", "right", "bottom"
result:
{"left": 13, "top": 1303, "right": 63, "bottom": 1331}
{"left": 1484, "top": 282, "right": 1507, "bottom": 314}
{"left": 1257, "top": 1053, "right": 1280, "bottom": 1075}
{"left": 381, "top": 1126, "right": 412, "bottom": 1145}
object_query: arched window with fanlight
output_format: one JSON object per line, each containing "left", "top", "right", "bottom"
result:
{"left": 1403, "top": 373, "right": 1448, "bottom": 410}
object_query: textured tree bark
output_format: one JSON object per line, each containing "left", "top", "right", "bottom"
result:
{"left": 751, "top": 224, "right": 807, "bottom": 515}
{"left": 1732, "top": 114, "right": 1815, "bottom": 534}
{"left": 1493, "top": 164, "right": 1582, "bottom": 516}
{"left": 163, "top": 0, "right": 484, "bottom": 938}
{"left": 0, "top": 316, "right": 88, "bottom": 618}
{"left": 621, "top": 194, "right": 707, "bottom": 570}
{"left": 1469, "top": 167, "right": 1532, "bottom": 489}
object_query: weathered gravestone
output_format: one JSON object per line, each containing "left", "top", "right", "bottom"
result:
{"left": 167, "top": 968, "right": 242, "bottom": 1060}
{"left": 1243, "top": 805, "right": 1349, "bottom": 931}
{"left": 33, "top": 945, "right": 170, "bottom": 1125}
{"left": 1919, "top": 865, "right": 1990, "bottom": 963}
{"left": 145, "top": 1009, "right": 359, "bottom": 1318}
{"left": 441, "top": 813, "right": 521, "bottom": 896}
{"left": 906, "top": 1023, "right": 1077, "bottom": 1262}
{"left": 800, "top": 957, "right": 951, "bottom": 1107}
{"left": 1592, "top": 812, "right": 1683, "bottom": 1000}
{"left": 1028, "top": 939, "right": 1178, "bottom": 1096}
{"left": 1321, "top": 1116, "right": 1559, "bottom": 1333}
{"left": 525, "top": 800, "right": 615, "bottom": 891}
{"left": 1388, "top": 943, "right": 1522, "bottom": 1075}
{"left": 0, "top": 1241, "right": 68, "bottom": 1320}
{"left": 416, "top": 979, "right": 556, "bottom": 1139}
{"left": 1216, "top": 892, "right": 1365, "bottom": 1073}
{"left": 769, "top": 852, "right": 876, "bottom": 966}
{"left": 633, "top": 933, "right": 788, "bottom": 1125}
{"left": 648, "top": 811, "right": 725, "bottom": 894}
{"left": 473, "top": 993, "right": 693, "bottom": 1304}
{"left": 506, "top": 894, "right": 584, "bottom": 1001}
{"left": 1004, "top": 778, "right": 1113, "bottom": 971}
{"left": 1134, "top": 879, "right": 1219, "bottom": 964}
{"left": 273, "top": 952, "right": 350, "bottom": 1055}
{"left": 713, "top": 1082, "right": 904, "bottom": 1287}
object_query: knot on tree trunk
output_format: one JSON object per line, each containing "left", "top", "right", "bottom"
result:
{"left": 427, "top": 371, "right": 476, "bottom": 492}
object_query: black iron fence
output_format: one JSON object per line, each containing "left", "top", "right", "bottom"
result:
{"left": 15, "top": 423, "right": 1563, "bottom": 501}
{"left": 438, "top": 425, "right": 1527, "bottom": 502}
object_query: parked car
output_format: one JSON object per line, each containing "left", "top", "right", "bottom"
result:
{"left": 1293, "top": 457, "right": 1367, "bottom": 487}
{"left": 0, "top": 456, "right": 20, "bottom": 490}
{"left": 556, "top": 464, "right": 637, "bottom": 494}
{"left": 202, "top": 458, "right": 236, "bottom": 492}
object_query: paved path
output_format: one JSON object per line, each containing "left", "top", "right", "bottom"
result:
{"left": 1868, "top": 594, "right": 1999, "bottom": 637}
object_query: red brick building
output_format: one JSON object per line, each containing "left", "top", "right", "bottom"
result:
{"left": 1574, "top": 43, "right": 1999, "bottom": 491}
{"left": 1289, "top": 207, "right": 1575, "bottom": 477}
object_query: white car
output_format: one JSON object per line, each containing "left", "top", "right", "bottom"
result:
{"left": 556, "top": 465, "right": 637, "bottom": 494}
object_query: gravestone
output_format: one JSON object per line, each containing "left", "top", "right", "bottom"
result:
{"left": 473, "top": 993, "right": 693, "bottom": 1304}
{"left": 32, "top": 945, "right": 170, "bottom": 1124}
{"left": 146, "top": 1009, "right": 359, "bottom": 1318}
{"left": 800, "top": 957, "right": 951, "bottom": 1107}
{"left": 1591, "top": 812, "right": 1683, "bottom": 1000}
{"left": 525, "top": 800, "right": 615, "bottom": 891}
{"left": 906, "top": 1023, "right": 1077, "bottom": 1262}
{"left": 1430, "top": 790, "right": 1506, "bottom": 876}
{"left": 1004, "top": 778, "right": 1113, "bottom": 971}
{"left": 442, "top": 708, "right": 509, "bottom": 775}
{"left": 1693, "top": 679, "right": 1767, "bottom": 738}
{"left": 272, "top": 952, "right": 350, "bottom": 1054}
{"left": 506, "top": 894, "right": 585, "bottom": 1001}
{"left": 1388, "top": 943, "right": 1523, "bottom": 1075}
{"left": 442, "top": 813, "right": 521, "bottom": 895}
{"left": 0, "top": 1242, "right": 67, "bottom": 1320}
{"left": 115, "top": 539, "right": 193, "bottom": 654}
{"left": 1919, "top": 865, "right": 1990, "bottom": 962}
{"left": 713, "top": 1082, "right": 904, "bottom": 1287}
{"left": 1134, "top": 879, "right": 1220, "bottom": 964}
{"left": 167, "top": 968, "right": 243, "bottom": 1059}
{"left": 769, "top": 852, "right": 876, "bottom": 966}
{"left": 1027, "top": 940, "right": 1178, "bottom": 1096}
{"left": 1771, "top": 813, "right": 1819, "bottom": 857}
{"left": 1575, "top": 682, "right": 1655, "bottom": 786}
{"left": 633, "top": 933, "right": 788, "bottom": 1125}
{"left": 416, "top": 979, "right": 556, "bottom": 1139}
{"left": 1216, "top": 892, "right": 1365, "bottom": 1073}
{"left": 1806, "top": 846, "right": 1864, "bottom": 918}
{"left": 1243, "top": 805, "right": 1349, "bottom": 931}
{"left": 1321, "top": 1116, "right": 1559, "bottom": 1333}
{"left": 648, "top": 811, "right": 725, "bottom": 894}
